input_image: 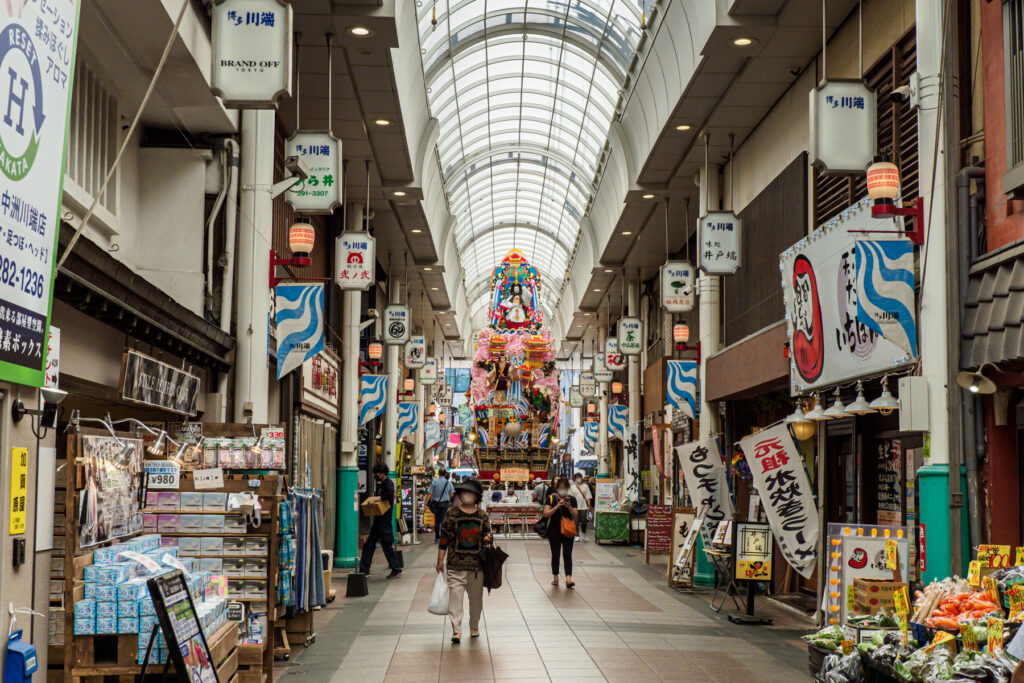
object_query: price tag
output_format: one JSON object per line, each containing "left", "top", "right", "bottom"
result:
{"left": 968, "top": 560, "right": 982, "bottom": 586}
{"left": 840, "top": 640, "right": 854, "bottom": 655}
{"left": 261, "top": 428, "right": 284, "bottom": 440}
{"left": 248, "top": 479, "right": 261, "bottom": 488}
{"left": 885, "top": 538, "right": 898, "bottom": 571}
{"left": 1008, "top": 585, "right": 1024, "bottom": 620}
{"left": 143, "top": 460, "right": 180, "bottom": 490}
{"left": 193, "top": 468, "right": 224, "bottom": 490}
{"left": 227, "top": 601, "right": 245, "bottom": 622}
{"left": 894, "top": 586, "right": 910, "bottom": 631}
{"left": 983, "top": 576, "right": 1000, "bottom": 605}
{"left": 988, "top": 616, "right": 1004, "bottom": 652}
{"left": 961, "top": 621, "right": 979, "bottom": 651}
{"left": 979, "top": 545, "right": 1011, "bottom": 568}
{"left": 1017, "top": 547, "right": 1024, "bottom": 566}
{"left": 924, "top": 630, "right": 955, "bottom": 653}
{"left": 120, "top": 551, "right": 161, "bottom": 574}
{"left": 161, "top": 553, "right": 192, "bottom": 578}
{"left": 846, "top": 585, "right": 855, "bottom": 613}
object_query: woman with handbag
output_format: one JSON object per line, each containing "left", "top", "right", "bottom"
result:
{"left": 542, "top": 475, "right": 578, "bottom": 587}
{"left": 436, "top": 478, "right": 492, "bottom": 644}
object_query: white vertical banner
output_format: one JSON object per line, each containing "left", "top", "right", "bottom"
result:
{"left": 738, "top": 423, "right": 819, "bottom": 578}
{"left": 404, "top": 336, "right": 426, "bottom": 368}
{"left": 675, "top": 439, "right": 734, "bottom": 546}
{"left": 809, "top": 80, "right": 877, "bottom": 174}
{"left": 604, "top": 338, "right": 624, "bottom": 370}
{"left": 383, "top": 305, "right": 411, "bottom": 345}
{"left": 420, "top": 357, "right": 438, "bottom": 385}
{"left": 623, "top": 423, "right": 641, "bottom": 503}
{"left": 699, "top": 212, "right": 741, "bottom": 275}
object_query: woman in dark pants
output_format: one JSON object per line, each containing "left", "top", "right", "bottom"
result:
{"left": 542, "top": 475, "right": 578, "bottom": 587}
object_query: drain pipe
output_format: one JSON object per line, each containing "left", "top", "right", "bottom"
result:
{"left": 217, "top": 138, "right": 241, "bottom": 421}
{"left": 205, "top": 141, "right": 229, "bottom": 319}
{"left": 957, "top": 167, "right": 985, "bottom": 549}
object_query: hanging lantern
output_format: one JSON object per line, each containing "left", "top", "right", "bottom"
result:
{"left": 586, "top": 403, "right": 596, "bottom": 414}
{"left": 611, "top": 381, "right": 623, "bottom": 395}
{"left": 288, "top": 221, "right": 316, "bottom": 256}
{"left": 428, "top": 402, "right": 437, "bottom": 414}
{"left": 367, "top": 341, "right": 383, "bottom": 360}
{"left": 403, "top": 378, "right": 415, "bottom": 392}
{"left": 866, "top": 156, "right": 900, "bottom": 207}
{"left": 673, "top": 323, "right": 690, "bottom": 344}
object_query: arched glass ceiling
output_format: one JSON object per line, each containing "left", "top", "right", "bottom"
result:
{"left": 417, "top": 0, "right": 643, "bottom": 322}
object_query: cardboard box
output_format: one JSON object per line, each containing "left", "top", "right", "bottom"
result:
{"left": 360, "top": 496, "right": 392, "bottom": 517}
{"left": 852, "top": 578, "right": 908, "bottom": 615}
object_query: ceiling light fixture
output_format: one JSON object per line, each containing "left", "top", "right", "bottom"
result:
{"left": 393, "top": 191, "right": 406, "bottom": 197}
{"left": 423, "top": 267, "right": 433, "bottom": 271}
{"left": 411, "top": 228, "right": 423, "bottom": 234}
{"left": 431, "top": 287, "right": 439, "bottom": 291}
{"left": 621, "top": 231, "right": 633, "bottom": 236}
{"left": 642, "top": 194, "right": 655, "bottom": 199}
{"left": 604, "top": 269, "right": 613, "bottom": 273}
{"left": 592, "top": 288, "right": 601, "bottom": 292}
{"left": 374, "top": 119, "right": 391, "bottom": 126}
{"left": 731, "top": 37, "right": 756, "bottom": 47}
{"left": 348, "top": 26, "right": 372, "bottom": 37}
{"left": 675, "top": 124, "right": 692, "bottom": 131}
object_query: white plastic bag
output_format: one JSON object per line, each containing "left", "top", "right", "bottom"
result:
{"left": 428, "top": 571, "right": 449, "bottom": 615}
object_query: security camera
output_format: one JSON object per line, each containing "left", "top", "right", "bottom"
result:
{"left": 890, "top": 85, "right": 911, "bottom": 103}
{"left": 41, "top": 387, "right": 67, "bottom": 406}
{"left": 368, "top": 308, "right": 379, "bottom": 318}
{"left": 283, "top": 155, "right": 311, "bottom": 181}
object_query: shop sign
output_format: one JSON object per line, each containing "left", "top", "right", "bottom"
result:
{"left": 120, "top": 350, "right": 200, "bottom": 416}
{"left": 404, "top": 336, "right": 426, "bottom": 368}
{"left": 735, "top": 522, "right": 773, "bottom": 580}
{"left": 301, "top": 350, "right": 339, "bottom": 419}
{"left": 284, "top": 132, "right": 341, "bottom": 214}
{"left": 500, "top": 467, "right": 530, "bottom": 482}
{"left": 593, "top": 354, "right": 613, "bottom": 383}
{"left": 604, "top": 339, "right": 624, "bottom": 370}
{"left": 335, "top": 232, "right": 375, "bottom": 290}
{"left": 780, "top": 201, "right": 915, "bottom": 393}
{"left": 738, "top": 424, "right": 818, "bottom": 578}
{"left": 675, "top": 438, "right": 734, "bottom": 547}
{"left": 0, "top": 1, "right": 81, "bottom": 388}
{"left": 44, "top": 327, "right": 60, "bottom": 389}
{"left": 617, "top": 317, "right": 643, "bottom": 356}
{"left": 276, "top": 283, "right": 324, "bottom": 379}
{"left": 645, "top": 504, "right": 673, "bottom": 554}
{"left": 699, "top": 212, "right": 741, "bottom": 275}
{"left": 569, "top": 385, "right": 582, "bottom": 407}
{"left": 420, "top": 357, "right": 438, "bottom": 385}
{"left": 437, "top": 383, "right": 454, "bottom": 408}
{"left": 211, "top": 0, "right": 292, "bottom": 108}
{"left": 661, "top": 261, "right": 695, "bottom": 312}
{"left": 877, "top": 440, "right": 901, "bottom": 527}
{"left": 623, "top": 424, "right": 641, "bottom": 503}
{"left": 144, "top": 460, "right": 181, "bottom": 490}
{"left": 383, "top": 305, "right": 411, "bottom": 345}
{"left": 579, "top": 372, "right": 596, "bottom": 397}
{"left": 9, "top": 448, "right": 27, "bottom": 535}
{"left": 810, "top": 79, "right": 877, "bottom": 174}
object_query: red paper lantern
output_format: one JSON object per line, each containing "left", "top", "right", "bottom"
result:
{"left": 289, "top": 222, "right": 315, "bottom": 256}
{"left": 673, "top": 323, "right": 690, "bottom": 343}
{"left": 866, "top": 157, "right": 900, "bottom": 204}
{"left": 368, "top": 341, "right": 383, "bottom": 360}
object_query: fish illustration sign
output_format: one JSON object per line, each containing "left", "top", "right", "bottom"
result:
{"left": 0, "top": 1, "right": 80, "bottom": 387}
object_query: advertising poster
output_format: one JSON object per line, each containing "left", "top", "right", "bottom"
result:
{"left": 735, "top": 522, "right": 773, "bottom": 580}
{"left": 148, "top": 572, "right": 217, "bottom": 683}
{"left": 78, "top": 436, "right": 144, "bottom": 548}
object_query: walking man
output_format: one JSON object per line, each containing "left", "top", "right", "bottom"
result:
{"left": 358, "top": 462, "right": 403, "bottom": 579}
{"left": 570, "top": 472, "right": 593, "bottom": 540}
{"left": 532, "top": 477, "right": 549, "bottom": 504}
{"left": 424, "top": 468, "right": 455, "bottom": 542}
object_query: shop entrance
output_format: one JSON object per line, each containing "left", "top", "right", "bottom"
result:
{"left": 825, "top": 419, "right": 859, "bottom": 523}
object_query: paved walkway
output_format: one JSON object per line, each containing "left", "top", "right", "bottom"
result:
{"left": 274, "top": 534, "right": 813, "bottom": 682}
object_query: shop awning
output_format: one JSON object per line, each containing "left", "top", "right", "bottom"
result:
{"left": 55, "top": 223, "right": 235, "bottom": 371}
{"left": 705, "top": 322, "right": 790, "bottom": 402}
{"left": 961, "top": 243, "right": 1024, "bottom": 369}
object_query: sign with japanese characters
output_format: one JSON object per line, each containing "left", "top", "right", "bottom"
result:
{"left": 569, "top": 385, "right": 582, "bottom": 407}
{"left": 593, "top": 353, "right": 612, "bottom": 383}
{"left": 675, "top": 439, "right": 734, "bottom": 547}
{"left": 284, "top": 131, "right": 341, "bottom": 214}
{"left": 604, "top": 338, "right": 624, "bottom": 370}
{"left": 738, "top": 424, "right": 818, "bottom": 578}
{"left": 404, "top": 335, "right": 425, "bottom": 368}
{"left": 301, "top": 350, "right": 339, "bottom": 420}
{"left": 9, "top": 447, "right": 26, "bottom": 535}
{"left": 780, "top": 201, "right": 914, "bottom": 393}
{"left": 579, "top": 372, "right": 596, "bottom": 397}
{"left": 699, "top": 212, "right": 741, "bottom": 275}
{"left": 383, "top": 304, "right": 411, "bottom": 345}
{"left": 211, "top": 0, "right": 292, "bottom": 108}
{"left": 617, "top": 317, "right": 642, "bottom": 356}
{"left": 335, "top": 232, "right": 375, "bottom": 290}
{"left": 419, "top": 356, "right": 438, "bottom": 385}
{"left": 437, "top": 383, "right": 453, "bottom": 408}
{"left": 0, "top": 0, "right": 80, "bottom": 387}
{"left": 810, "top": 79, "right": 877, "bottom": 174}
{"left": 623, "top": 424, "right": 641, "bottom": 503}
{"left": 661, "top": 261, "right": 695, "bottom": 312}
{"left": 44, "top": 325, "right": 59, "bottom": 388}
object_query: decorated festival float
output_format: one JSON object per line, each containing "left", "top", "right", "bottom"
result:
{"left": 467, "top": 250, "right": 561, "bottom": 483}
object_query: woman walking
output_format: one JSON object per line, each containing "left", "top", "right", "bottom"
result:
{"left": 436, "top": 478, "right": 492, "bottom": 644}
{"left": 543, "top": 475, "right": 578, "bottom": 587}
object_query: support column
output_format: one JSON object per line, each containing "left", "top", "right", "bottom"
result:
{"left": 335, "top": 204, "right": 365, "bottom": 567}
{"left": 627, "top": 281, "right": 641, "bottom": 427}
{"left": 234, "top": 110, "right": 274, "bottom": 423}
{"left": 598, "top": 312, "right": 610, "bottom": 478}
{"left": 383, "top": 280, "right": 401, "bottom": 537}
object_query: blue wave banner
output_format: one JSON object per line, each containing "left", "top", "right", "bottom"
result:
{"left": 582, "top": 422, "right": 599, "bottom": 451}
{"left": 424, "top": 420, "right": 442, "bottom": 450}
{"left": 397, "top": 402, "right": 419, "bottom": 442}
{"left": 359, "top": 375, "right": 387, "bottom": 426}
{"left": 608, "top": 404, "right": 629, "bottom": 441}
{"left": 855, "top": 240, "right": 918, "bottom": 357}
{"left": 666, "top": 360, "right": 699, "bottom": 420}
{"left": 275, "top": 284, "right": 324, "bottom": 379}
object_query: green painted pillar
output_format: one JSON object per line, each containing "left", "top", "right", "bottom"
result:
{"left": 596, "top": 473, "right": 611, "bottom": 479}
{"left": 389, "top": 471, "right": 398, "bottom": 537}
{"left": 694, "top": 534, "right": 715, "bottom": 586}
{"left": 334, "top": 466, "right": 359, "bottom": 567}
{"left": 918, "top": 464, "right": 969, "bottom": 583}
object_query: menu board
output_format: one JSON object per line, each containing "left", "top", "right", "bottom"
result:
{"left": 734, "top": 522, "right": 773, "bottom": 581}
{"left": 147, "top": 571, "right": 217, "bottom": 682}
{"left": 877, "top": 440, "right": 902, "bottom": 526}
{"left": 645, "top": 505, "right": 673, "bottom": 555}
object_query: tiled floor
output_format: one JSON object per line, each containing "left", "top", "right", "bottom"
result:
{"left": 274, "top": 533, "right": 814, "bottom": 682}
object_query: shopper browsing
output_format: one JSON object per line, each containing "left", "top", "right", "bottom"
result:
{"left": 358, "top": 462, "right": 403, "bottom": 579}
{"left": 570, "top": 472, "right": 593, "bottom": 540}
{"left": 424, "top": 469, "right": 455, "bottom": 543}
{"left": 436, "top": 479, "right": 492, "bottom": 644}
{"left": 543, "top": 476, "right": 578, "bottom": 587}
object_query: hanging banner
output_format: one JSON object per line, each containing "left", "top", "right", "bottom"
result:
{"left": 404, "top": 336, "right": 426, "bottom": 368}
{"left": 275, "top": 283, "right": 324, "bottom": 379}
{"left": 605, "top": 339, "right": 624, "bottom": 370}
{"left": 0, "top": 0, "right": 81, "bottom": 387}
{"left": 699, "top": 212, "right": 741, "bottom": 275}
{"left": 579, "top": 372, "right": 596, "bottom": 397}
{"left": 581, "top": 422, "right": 599, "bottom": 451}
{"left": 809, "top": 79, "right": 877, "bottom": 174}
{"left": 617, "top": 317, "right": 643, "bottom": 355}
{"left": 608, "top": 405, "right": 629, "bottom": 441}
{"left": 9, "top": 447, "right": 27, "bottom": 535}
{"left": 855, "top": 240, "right": 918, "bottom": 357}
{"left": 738, "top": 423, "right": 818, "bottom": 578}
{"left": 335, "top": 232, "right": 375, "bottom": 290}
{"left": 211, "top": 0, "right": 292, "bottom": 108}
{"left": 358, "top": 375, "right": 387, "bottom": 425}
{"left": 420, "top": 357, "right": 438, "bottom": 385}
{"left": 675, "top": 439, "right": 734, "bottom": 547}
{"left": 661, "top": 261, "right": 695, "bottom": 312}
{"left": 666, "top": 360, "right": 698, "bottom": 420}
{"left": 383, "top": 304, "right": 411, "bottom": 345}
{"left": 396, "top": 402, "right": 419, "bottom": 442}
{"left": 285, "top": 132, "right": 341, "bottom": 213}
{"left": 623, "top": 424, "right": 641, "bottom": 503}
{"left": 781, "top": 200, "right": 914, "bottom": 393}
{"left": 569, "top": 386, "right": 583, "bottom": 408}
{"left": 652, "top": 426, "right": 664, "bottom": 479}
{"left": 424, "top": 420, "right": 442, "bottom": 450}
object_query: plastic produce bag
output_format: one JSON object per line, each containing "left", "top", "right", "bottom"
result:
{"left": 428, "top": 571, "right": 449, "bottom": 615}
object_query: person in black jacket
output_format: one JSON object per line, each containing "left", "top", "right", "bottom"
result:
{"left": 358, "top": 462, "right": 403, "bottom": 578}
{"left": 542, "top": 475, "right": 578, "bottom": 587}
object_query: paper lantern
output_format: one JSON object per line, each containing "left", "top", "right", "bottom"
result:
{"left": 403, "top": 378, "right": 415, "bottom": 392}
{"left": 586, "top": 403, "right": 596, "bottom": 414}
{"left": 611, "top": 381, "right": 623, "bottom": 395}
{"left": 289, "top": 222, "right": 315, "bottom": 255}
{"left": 866, "top": 156, "right": 900, "bottom": 204}
{"left": 367, "top": 341, "right": 383, "bottom": 360}
{"left": 673, "top": 323, "right": 690, "bottom": 343}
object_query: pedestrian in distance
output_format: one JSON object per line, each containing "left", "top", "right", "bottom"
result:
{"left": 570, "top": 472, "right": 593, "bottom": 540}
{"left": 424, "top": 468, "right": 455, "bottom": 543}
{"left": 543, "top": 475, "right": 578, "bottom": 587}
{"left": 358, "top": 462, "right": 403, "bottom": 579}
{"left": 436, "top": 478, "right": 492, "bottom": 644}
{"left": 532, "top": 476, "right": 549, "bottom": 503}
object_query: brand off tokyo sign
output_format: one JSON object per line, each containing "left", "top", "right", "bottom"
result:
{"left": 335, "top": 233, "right": 375, "bottom": 290}
{"left": 212, "top": 0, "right": 293, "bottom": 108}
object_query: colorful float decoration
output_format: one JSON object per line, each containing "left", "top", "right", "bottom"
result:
{"left": 470, "top": 251, "right": 561, "bottom": 481}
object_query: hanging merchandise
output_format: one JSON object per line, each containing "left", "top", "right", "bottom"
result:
{"left": 674, "top": 438, "right": 735, "bottom": 547}
{"left": 275, "top": 283, "right": 325, "bottom": 379}
{"left": 287, "top": 489, "right": 326, "bottom": 613}
{"left": 665, "top": 360, "right": 699, "bottom": 420}
{"left": 661, "top": 261, "right": 695, "bottom": 312}
{"left": 404, "top": 336, "right": 426, "bottom": 368}
{"left": 617, "top": 317, "right": 643, "bottom": 355}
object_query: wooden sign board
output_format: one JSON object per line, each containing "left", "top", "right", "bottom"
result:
{"left": 669, "top": 506, "right": 700, "bottom": 588}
